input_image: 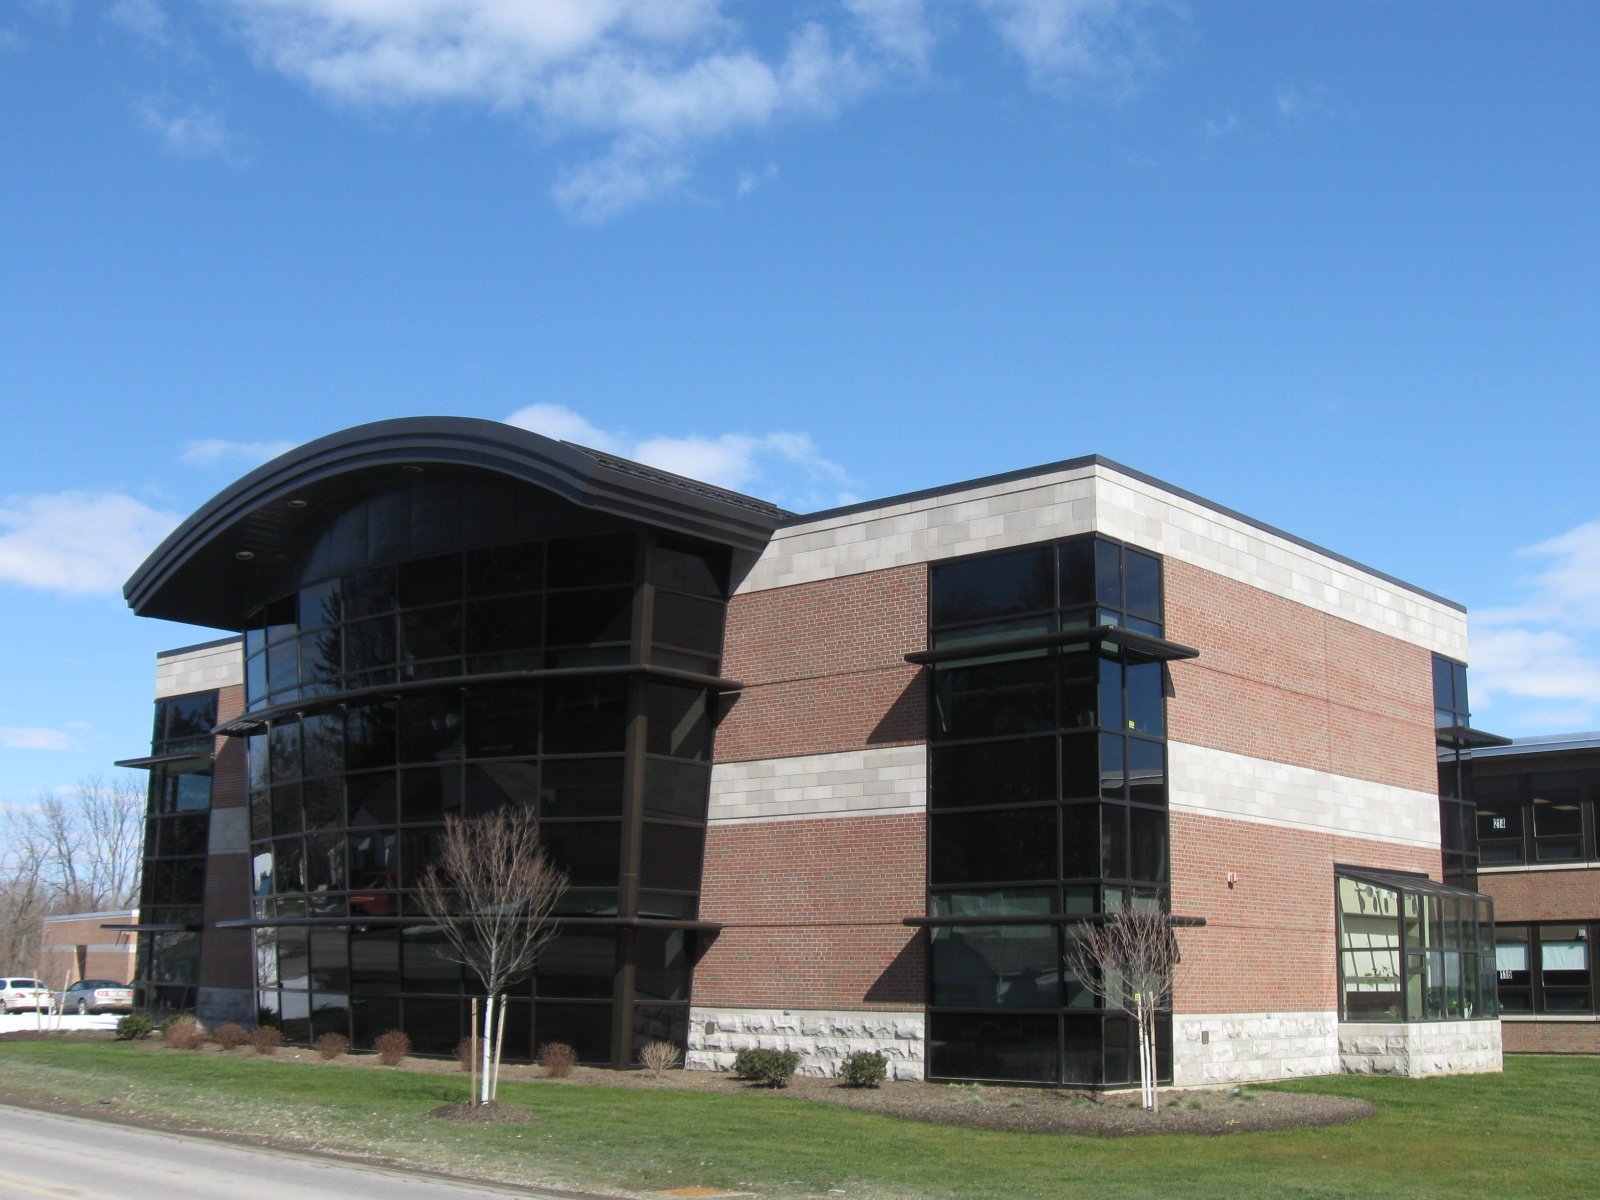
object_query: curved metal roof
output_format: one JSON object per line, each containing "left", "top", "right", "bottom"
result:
{"left": 124, "top": 417, "right": 789, "bottom": 629}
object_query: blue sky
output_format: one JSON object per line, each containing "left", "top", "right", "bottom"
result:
{"left": 0, "top": 0, "right": 1597, "bottom": 803}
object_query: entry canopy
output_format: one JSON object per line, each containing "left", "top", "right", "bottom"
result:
{"left": 124, "top": 417, "right": 791, "bottom": 630}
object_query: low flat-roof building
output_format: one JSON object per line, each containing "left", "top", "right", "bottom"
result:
{"left": 1470, "top": 731, "right": 1600, "bottom": 1055}
{"left": 38, "top": 910, "right": 138, "bottom": 991}
{"left": 118, "top": 418, "right": 1502, "bottom": 1084}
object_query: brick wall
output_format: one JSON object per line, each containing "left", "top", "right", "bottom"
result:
{"left": 1166, "top": 560, "right": 1437, "bottom": 794}
{"left": 1501, "top": 1022, "right": 1600, "bottom": 1054}
{"left": 695, "top": 813, "right": 924, "bottom": 1010}
{"left": 716, "top": 566, "right": 926, "bottom": 764}
{"left": 1170, "top": 809, "right": 1441, "bottom": 1014}
{"left": 1477, "top": 869, "right": 1600, "bottom": 923}
{"left": 38, "top": 915, "right": 137, "bottom": 987}
{"left": 199, "top": 684, "right": 253, "bottom": 993}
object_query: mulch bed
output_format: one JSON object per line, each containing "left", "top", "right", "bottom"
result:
{"left": 0, "top": 1032, "right": 1373, "bottom": 1136}
{"left": 426, "top": 1099, "right": 540, "bottom": 1124}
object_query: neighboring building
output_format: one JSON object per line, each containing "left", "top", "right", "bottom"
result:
{"left": 117, "top": 417, "right": 1502, "bottom": 1084}
{"left": 39, "top": 910, "right": 138, "bottom": 988}
{"left": 1470, "top": 732, "right": 1600, "bottom": 1054}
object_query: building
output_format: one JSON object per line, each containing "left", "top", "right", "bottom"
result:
{"left": 38, "top": 910, "right": 138, "bottom": 990}
{"left": 1470, "top": 731, "right": 1600, "bottom": 1054}
{"left": 117, "top": 417, "right": 1502, "bottom": 1084}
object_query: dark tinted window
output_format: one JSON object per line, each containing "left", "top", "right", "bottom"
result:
{"left": 930, "top": 546, "right": 1054, "bottom": 626}
{"left": 930, "top": 737, "right": 1055, "bottom": 809}
{"left": 548, "top": 534, "right": 634, "bottom": 588}
{"left": 931, "top": 807, "right": 1057, "bottom": 884}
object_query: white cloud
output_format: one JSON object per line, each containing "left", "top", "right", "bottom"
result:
{"left": 0, "top": 727, "right": 80, "bottom": 752}
{"left": 502, "top": 404, "right": 856, "bottom": 510}
{"left": 1202, "top": 111, "right": 1239, "bottom": 141}
{"left": 503, "top": 404, "right": 624, "bottom": 454}
{"left": 206, "top": 0, "right": 1166, "bottom": 218}
{"left": 737, "top": 161, "right": 779, "bottom": 196}
{"left": 1471, "top": 517, "right": 1600, "bottom": 732}
{"left": 137, "top": 95, "right": 240, "bottom": 161}
{"left": 107, "top": 0, "right": 169, "bottom": 44}
{"left": 0, "top": 491, "right": 181, "bottom": 596}
{"left": 973, "top": 0, "right": 1161, "bottom": 97}
{"left": 179, "top": 438, "right": 298, "bottom": 467}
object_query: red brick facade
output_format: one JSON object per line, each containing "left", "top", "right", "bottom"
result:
{"left": 1170, "top": 810, "right": 1440, "bottom": 1013}
{"left": 1477, "top": 868, "right": 1600, "bottom": 924}
{"left": 696, "top": 813, "right": 924, "bottom": 1010}
{"left": 38, "top": 914, "right": 137, "bottom": 989}
{"left": 1165, "top": 560, "right": 1438, "bottom": 795}
{"left": 1501, "top": 1021, "right": 1600, "bottom": 1054}
{"left": 716, "top": 567, "right": 927, "bottom": 764}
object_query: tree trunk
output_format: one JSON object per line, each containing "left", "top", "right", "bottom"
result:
{"left": 491, "top": 999, "right": 507, "bottom": 1102}
{"left": 480, "top": 995, "right": 496, "bottom": 1106}
{"left": 469, "top": 997, "right": 479, "bottom": 1109}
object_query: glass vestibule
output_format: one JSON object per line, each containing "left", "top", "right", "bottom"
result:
{"left": 1336, "top": 867, "right": 1497, "bottom": 1022}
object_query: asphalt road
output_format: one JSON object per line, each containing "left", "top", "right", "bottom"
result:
{"left": 0, "top": 1104, "right": 610, "bottom": 1200}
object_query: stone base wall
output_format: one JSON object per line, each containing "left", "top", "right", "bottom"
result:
{"left": 1339, "top": 1019, "right": 1502, "bottom": 1076}
{"left": 196, "top": 986, "right": 256, "bottom": 1028}
{"left": 687, "top": 1007, "right": 925, "bottom": 1080}
{"left": 1173, "top": 1011, "right": 1340, "bottom": 1085}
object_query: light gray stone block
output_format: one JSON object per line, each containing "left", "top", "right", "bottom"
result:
{"left": 688, "top": 1007, "right": 925, "bottom": 1080}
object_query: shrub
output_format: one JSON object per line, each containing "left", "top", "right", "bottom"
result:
{"left": 250, "top": 1025, "right": 284, "bottom": 1055}
{"left": 210, "top": 1023, "right": 250, "bottom": 1051}
{"left": 536, "top": 1042, "right": 577, "bottom": 1078}
{"left": 315, "top": 1032, "right": 350, "bottom": 1059}
{"left": 839, "top": 1050, "right": 888, "bottom": 1089}
{"left": 374, "top": 1029, "right": 411, "bottom": 1066}
{"left": 115, "top": 1013, "right": 152, "bottom": 1041}
{"left": 454, "top": 1036, "right": 483, "bottom": 1073}
{"left": 639, "top": 1040, "right": 681, "bottom": 1080}
{"left": 155, "top": 1013, "right": 191, "bottom": 1036}
{"left": 734, "top": 1047, "right": 800, "bottom": 1088}
{"left": 163, "top": 1015, "right": 205, "bottom": 1051}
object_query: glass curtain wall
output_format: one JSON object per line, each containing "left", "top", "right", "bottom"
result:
{"left": 1336, "top": 867, "right": 1497, "bottom": 1022}
{"left": 923, "top": 536, "right": 1172, "bottom": 1085}
{"left": 135, "top": 692, "right": 217, "bottom": 1015}
{"left": 240, "top": 474, "right": 728, "bottom": 1067}
{"left": 1434, "top": 656, "right": 1478, "bottom": 888}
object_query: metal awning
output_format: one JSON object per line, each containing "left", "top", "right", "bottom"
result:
{"left": 905, "top": 624, "right": 1199, "bottom": 667}
{"left": 1436, "top": 725, "right": 1513, "bottom": 748}
{"left": 213, "top": 915, "right": 723, "bottom": 932}
{"left": 112, "top": 752, "right": 211, "bottom": 770}
{"left": 902, "top": 913, "right": 1206, "bottom": 928}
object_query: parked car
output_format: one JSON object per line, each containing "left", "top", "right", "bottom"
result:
{"left": 59, "top": 979, "right": 135, "bottom": 1015}
{"left": 0, "top": 977, "right": 55, "bottom": 1013}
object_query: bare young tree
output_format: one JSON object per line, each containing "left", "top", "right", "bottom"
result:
{"left": 417, "top": 808, "right": 568, "bottom": 1106}
{"left": 0, "top": 773, "right": 145, "bottom": 972}
{"left": 1061, "top": 908, "right": 1182, "bottom": 1112}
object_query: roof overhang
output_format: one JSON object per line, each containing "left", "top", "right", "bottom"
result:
{"left": 124, "top": 417, "right": 789, "bottom": 629}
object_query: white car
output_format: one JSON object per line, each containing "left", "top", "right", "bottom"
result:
{"left": 0, "top": 978, "right": 56, "bottom": 1013}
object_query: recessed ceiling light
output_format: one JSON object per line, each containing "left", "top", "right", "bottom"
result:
{"left": 287, "top": 499, "right": 307, "bottom": 509}
{"left": 235, "top": 551, "right": 255, "bottom": 561}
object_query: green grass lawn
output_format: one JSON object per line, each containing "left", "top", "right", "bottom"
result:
{"left": 0, "top": 1043, "right": 1590, "bottom": 1200}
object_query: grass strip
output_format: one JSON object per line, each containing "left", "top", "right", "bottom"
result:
{"left": 0, "top": 1042, "right": 1592, "bottom": 1200}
